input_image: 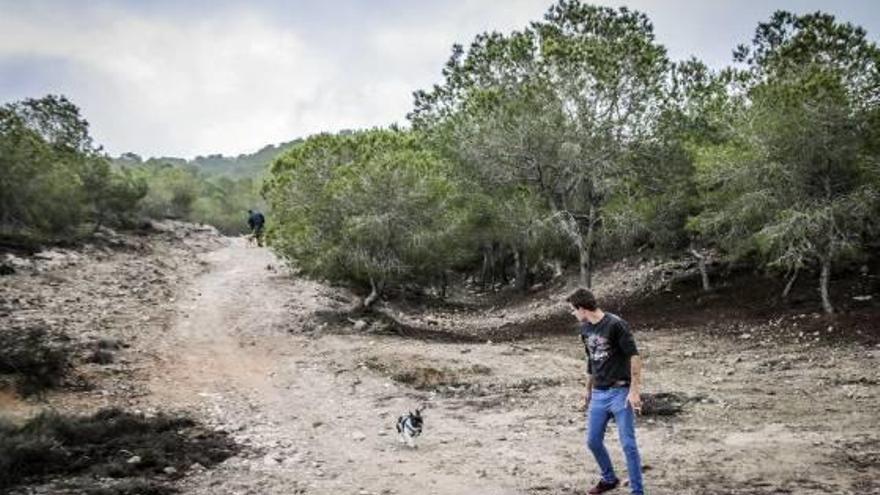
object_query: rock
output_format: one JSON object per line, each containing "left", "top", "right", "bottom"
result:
{"left": 264, "top": 453, "right": 282, "bottom": 465}
{"left": 163, "top": 466, "right": 178, "bottom": 475}
{"left": 2, "top": 254, "right": 32, "bottom": 272}
{"left": 739, "top": 333, "right": 752, "bottom": 339}
{"left": 351, "top": 431, "right": 367, "bottom": 442}
{"left": 127, "top": 455, "right": 142, "bottom": 464}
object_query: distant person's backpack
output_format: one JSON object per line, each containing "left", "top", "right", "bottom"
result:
{"left": 253, "top": 212, "right": 265, "bottom": 228}
{"left": 248, "top": 211, "right": 265, "bottom": 230}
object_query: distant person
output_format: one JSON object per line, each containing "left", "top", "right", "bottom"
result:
{"left": 567, "top": 288, "right": 644, "bottom": 495}
{"left": 247, "top": 209, "right": 265, "bottom": 247}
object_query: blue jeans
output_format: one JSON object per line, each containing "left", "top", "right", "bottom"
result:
{"left": 586, "top": 387, "right": 644, "bottom": 494}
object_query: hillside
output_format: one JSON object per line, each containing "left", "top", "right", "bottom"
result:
{"left": 1, "top": 226, "right": 877, "bottom": 494}
{"left": 113, "top": 138, "right": 304, "bottom": 178}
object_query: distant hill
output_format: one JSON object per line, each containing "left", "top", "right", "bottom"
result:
{"left": 112, "top": 138, "right": 304, "bottom": 177}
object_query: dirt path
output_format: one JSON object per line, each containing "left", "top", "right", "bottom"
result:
{"left": 142, "top": 240, "right": 880, "bottom": 495}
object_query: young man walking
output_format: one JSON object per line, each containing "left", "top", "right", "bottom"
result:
{"left": 567, "top": 288, "right": 644, "bottom": 495}
{"left": 246, "top": 209, "right": 266, "bottom": 247}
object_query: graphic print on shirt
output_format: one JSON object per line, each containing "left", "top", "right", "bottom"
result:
{"left": 587, "top": 334, "right": 612, "bottom": 364}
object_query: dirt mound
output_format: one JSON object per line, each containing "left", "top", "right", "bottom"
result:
{"left": 0, "top": 221, "right": 224, "bottom": 410}
{"left": 317, "top": 254, "right": 880, "bottom": 349}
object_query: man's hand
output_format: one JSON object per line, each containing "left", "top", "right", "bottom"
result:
{"left": 627, "top": 390, "right": 642, "bottom": 414}
{"left": 584, "top": 392, "right": 592, "bottom": 411}
{"left": 628, "top": 356, "right": 643, "bottom": 414}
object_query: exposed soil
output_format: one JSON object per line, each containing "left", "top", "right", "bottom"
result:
{"left": 2, "top": 230, "right": 878, "bottom": 494}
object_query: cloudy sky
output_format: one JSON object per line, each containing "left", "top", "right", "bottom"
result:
{"left": 1, "top": 0, "right": 878, "bottom": 158}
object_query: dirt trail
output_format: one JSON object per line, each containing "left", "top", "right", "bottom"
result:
{"left": 142, "top": 239, "right": 879, "bottom": 495}
{"left": 145, "top": 239, "right": 531, "bottom": 494}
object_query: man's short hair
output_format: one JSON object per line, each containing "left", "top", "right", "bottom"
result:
{"left": 566, "top": 288, "right": 598, "bottom": 311}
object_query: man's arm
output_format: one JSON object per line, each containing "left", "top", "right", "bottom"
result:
{"left": 628, "top": 355, "right": 643, "bottom": 413}
{"left": 585, "top": 373, "right": 595, "bottom": 410}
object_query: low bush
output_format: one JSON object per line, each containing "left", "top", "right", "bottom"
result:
{"left": 0, "top": 326, "right": 72, "bottom": 396}
{"left": 0, "top": 408, "right": 238, "bottom": 491}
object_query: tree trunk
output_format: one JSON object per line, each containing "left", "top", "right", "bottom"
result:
{"left": 439, "top": 271, "right": 448, "bottom": 300}
{"left": 782, "top": 266, "right": 799, "bottom": 300}
{"left": 572, "top": 233, "right": 587, "bottom": 287}
{"left": 480, "top": 244, "right": 494, "bottom": 290}
{"left": 583, "top": 204, "right": 596, "bottom": 289}
{"left": 514, "top": 249, "right": 529, "bottom": 292}
{"left": 819, "top": 257, "right": 833, "bottom": 315}
{"left": 364, "top": 277, "right": 384, "bottom": 308}
{"left": 820, "top": 175, "right": 835, "bottom": 315}
{"left": 553, "top": 260, "right": 563, "bottom": 278}
{"left": 689, "top": 248, "right": 711, "bottom": 292}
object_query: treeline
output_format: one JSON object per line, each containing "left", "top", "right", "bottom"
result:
{"left": 0, "top": 96, "right": 266, "bottom": 242}
{"left": 0, "top": 96, "right": 147, "bottom": 243}
{"left": 265, "top": 4, "right": 880, "bottom": 313}
{"left": 116, "top": 158, "right": 266, "bottom": 234}
{"left": 114, "top": 137, "right": 303, "bottom": 178}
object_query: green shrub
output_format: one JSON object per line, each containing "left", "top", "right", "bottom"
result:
{"left": 0, "top": 327, "right": 72, "bottom": 397}
{"left": 0, "top": 408, "right": 237, "bottom": 491}
{"left": 0, "top": 95, "right": 145, "bottom": 241}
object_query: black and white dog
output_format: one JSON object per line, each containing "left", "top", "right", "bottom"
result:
{"left": 396, "top": 406, "right": 424, "bottom": 448}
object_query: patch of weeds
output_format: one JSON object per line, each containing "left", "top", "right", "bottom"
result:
{"left": 0, "top": 326, "right": 73, "bottom": 396}
{"left": 83, "top": 479, "right": 178, "bottom": 495}
{"left": 87, "top": 349, "right": 116, "bottom": 365}
{"left": 639, "top": 392, "right": 702, "bottom": 417}
{"left": 364, "top": 356, "right": 495, "bottom": 392}
{"left": 0, "top": 408, "right": 238, "bottom": 491}
{"left": 391, "top": 366, "right": 466, "bottom": 390}
{"left": 469, "top": 364, "right": 492, "bottom": 375}
{"left": 839, "top": 438, "right": 880, "bottom": 471}
{"left": 505, "top": 377, "right": 563, "bottom": 392}
{"left": 361, "top": 356, "right": 388, "bottom": 373}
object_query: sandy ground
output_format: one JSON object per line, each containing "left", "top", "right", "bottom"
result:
{"left": 126, "top": 239, "right": 880, "bottom": 495}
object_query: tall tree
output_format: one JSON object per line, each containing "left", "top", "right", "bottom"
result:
{"left": 691, "top": 12, "right": 880, "bottom": 313}
{"left": 0, "top": 95, "right": 144, "bottom": 239}
{"left": 264, "top": 129, "right": 473, "bottom": 307}
{"left": 411, "top": 1, "right": 670, "bottom": 287}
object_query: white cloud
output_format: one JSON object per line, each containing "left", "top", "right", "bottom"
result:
{"left": 1, "top": 4, "right": 340, "bottom": 157}
{"left": 0, "top": 1, "right": 556, "bottom": 157}
{"left": 4, "top": 0, "right": 874, "bottom": 157}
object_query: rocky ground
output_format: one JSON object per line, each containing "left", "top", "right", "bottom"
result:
{"left": 1, "top": 226, "right": 878, "bottom": 494}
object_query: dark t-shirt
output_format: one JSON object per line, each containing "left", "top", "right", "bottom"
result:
{"left": 580, "top": 313, "right": 639, "bottom": 388}
{"left": 248, "top": 212, "right": 265, "bottom": 230}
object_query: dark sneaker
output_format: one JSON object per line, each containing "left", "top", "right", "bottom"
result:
{"left": 588, "top": 479, "right": 620, "bottom": 494}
